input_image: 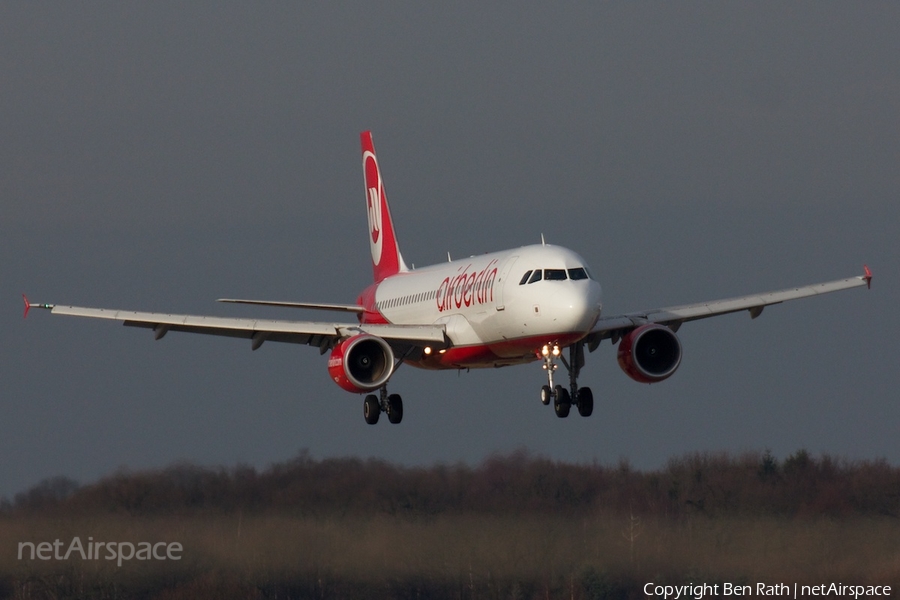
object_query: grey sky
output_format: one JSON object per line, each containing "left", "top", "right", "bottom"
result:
{"left": 2, "top": 4, "right": 897, "bottom": 498}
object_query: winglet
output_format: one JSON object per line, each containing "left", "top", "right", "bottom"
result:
{"left": 22, "top": 295, "right": 54, "bottom": 319}
{"left": 863, "top": 265, "right": 873, "bottom": 290}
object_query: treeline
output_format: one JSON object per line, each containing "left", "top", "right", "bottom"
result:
{"left": 9, "top": 449, "right": 900, "bottom": 519}
{"left": 4, "top": 451, "right": 900, "bottom": 599}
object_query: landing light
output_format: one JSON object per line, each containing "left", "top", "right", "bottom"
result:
{"left": 424, "top": 347, "right": 432, "bottom": 355}
{"left": 541, "top": 344, "right": 561, "bottom": 357}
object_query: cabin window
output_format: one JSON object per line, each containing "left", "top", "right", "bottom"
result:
{"left": 568, "top": 267, "right": 589, "bottom": 281}
{"left": 545, "top": 269, "right": 567, "bottom": 281}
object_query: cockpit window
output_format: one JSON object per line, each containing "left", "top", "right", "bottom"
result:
{"left": 521, "top": 267, "right": 592, "bottom": 283}
{"left": 544, "top": 269, "right": 567, "bottom": 281}
{"left": 567, "top": 267, "right": 589, "bottom": 281}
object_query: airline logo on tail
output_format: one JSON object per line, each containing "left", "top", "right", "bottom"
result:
{"left": 361, "top": 131, "right": 404, "bottom": 283}
{"left": 363, "top": 149, "right": 383, "bottom": 265}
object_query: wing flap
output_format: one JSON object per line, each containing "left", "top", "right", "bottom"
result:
{"left": 217, "top": 299, "right": 366, "bottom": 313}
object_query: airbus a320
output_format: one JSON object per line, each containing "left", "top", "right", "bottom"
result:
{"left": 25, "top": 131, "right": 872, "bottom": 424}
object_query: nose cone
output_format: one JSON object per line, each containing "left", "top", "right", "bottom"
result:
{"left": 548, "top": 280, "right": 603, "bottom": 334}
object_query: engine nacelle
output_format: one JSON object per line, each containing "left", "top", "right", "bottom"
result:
{"left": 617, "top": 324, "right": 682, "bottom": 384}
{"left": 327, "top": 334, "right": 395, "bottom": 393}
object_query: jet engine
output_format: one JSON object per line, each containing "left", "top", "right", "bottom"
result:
{"left": 617, "top": 323, "right": 682, "bottom": 383}
{"left": 327, "top": 334, "right": 395, "bottom": 393}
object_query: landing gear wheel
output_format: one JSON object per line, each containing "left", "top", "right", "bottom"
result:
{"left": 387, "top": 394, "right": 403, "bottom": 424}
{"left": 576, "top": 387, "right": 593, "bottom": 417}
{"left": 540, "top": 385, "right": 552, "bottom": 406}
{"left": 363, "top": 395, "right": 380, "bottom": 425}
{"left": 553, "top": 385, "right": 570, "bottom": 418}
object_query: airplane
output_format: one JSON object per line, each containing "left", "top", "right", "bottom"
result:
{"left": 24, "top": 131, "right": 873, "bottom": 425}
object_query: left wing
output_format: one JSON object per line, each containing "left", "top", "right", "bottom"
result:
{"left": 586, "top": 267, "right": 872, "bottom": 348}
{"left": 23, "top": 299, "right": 448, "bottom": 353}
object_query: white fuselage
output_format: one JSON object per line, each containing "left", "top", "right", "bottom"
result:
{"left": 361, "top": 244, "right": 603, "bottom": 369}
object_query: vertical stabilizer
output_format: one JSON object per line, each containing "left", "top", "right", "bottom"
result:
{"left": 361, "top": 131, "right": 408, "bottom": 283}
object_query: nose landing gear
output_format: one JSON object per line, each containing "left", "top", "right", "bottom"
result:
{"left": 539, "top": 343, "right": 593, "bottom": 418}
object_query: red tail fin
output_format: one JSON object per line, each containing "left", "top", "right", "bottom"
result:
{"left": 361, "top": 131, "right": 407, "bottom": 283}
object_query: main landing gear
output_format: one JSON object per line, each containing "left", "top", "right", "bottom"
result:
{"left": 363, "top": 387, "right": 403, "bottom": 425}
{"left": 540, "top": 343, "right": 593, "bottom": 418}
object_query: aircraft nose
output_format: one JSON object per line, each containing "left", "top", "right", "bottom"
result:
{"left": 549, "top": 281, "right": 603, "bottom": 333}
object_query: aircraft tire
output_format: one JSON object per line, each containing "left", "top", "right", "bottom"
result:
{"left": 540, "top": 385, "right": 552, "bottom": 406}
{"left": 577, "top": 387, "right": 593, "bottom": 417}
{"left": 553, "top": 385, "right": 570, "bottom": 418}
{"left": 387, "top": 394, "right": 403, "bottom": 424}
{"left": 364, "top": 395, "right": 380, "bottom": 425}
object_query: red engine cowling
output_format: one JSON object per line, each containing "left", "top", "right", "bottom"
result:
{"left": 617, "top": 324, "right": 682, "bottom": 383}
{"left": 327, "top": 334, "right": 395, "bottom": 393}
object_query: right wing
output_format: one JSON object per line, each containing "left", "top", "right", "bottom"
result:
{"left": 25, "top": 299, "right": 448, "bottom": 354}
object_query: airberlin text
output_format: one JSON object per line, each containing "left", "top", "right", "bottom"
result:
{"left": 436, "top": 260, "right": 498, "bottom": 312}
{"left": 19, "top": 537, "right": 182, "bottom": 567}
{"left": 643, "top": 582, "right": 891, "bottom": 599}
